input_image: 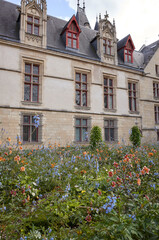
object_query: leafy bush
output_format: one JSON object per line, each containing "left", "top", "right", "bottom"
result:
{"left": 90, "top": 126, "right": 102, "bottom": 149}
{"left": 129, "top": 125, "right": 142, "bottom": 147}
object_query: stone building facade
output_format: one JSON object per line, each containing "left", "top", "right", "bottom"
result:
{"left": 0, "top": 0, "right": 159, "bottom": 146}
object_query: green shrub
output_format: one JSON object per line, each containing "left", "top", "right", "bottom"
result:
{"left": 129, "top": 125, "right": 142, "bottom": 147}
{"left": 90, "top": 126, "right": 102, "bottom": 149}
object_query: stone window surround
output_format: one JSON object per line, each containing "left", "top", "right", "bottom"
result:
{"left": 128, "top": 79, "right": 139, "bottom": 114}
{"left": 104, "top": 117, "right": 118, "bottom": 142}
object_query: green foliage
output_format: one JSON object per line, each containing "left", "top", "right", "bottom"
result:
{"left": 90, "top": 126, "right": 102, "bottom": 149}
{"left": 0, "top": 137, "right": 159, "bottom": 239}
{"left": 129, "top": 126, "right": 142, "bottom": 147}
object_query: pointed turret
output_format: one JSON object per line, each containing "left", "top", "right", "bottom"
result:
{"left": 76, "top": 0, "right": 91, "bottom": 28}
{"left": 94, "top": 15, "right": 99, "bottom": 31}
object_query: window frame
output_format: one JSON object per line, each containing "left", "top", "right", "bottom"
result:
{"left": 24, "top": 62, "right": 40, "bottom": 103}
{"left": 74, "top": 117, "right": 91, "bottom": 143}
{"left": 155, "top": 106, "right": 159, "bottom": 124}
{"left": 27, "top": 15, "right": 40, "bottom": 36}
{"left": 128, "top": 81, "right": 138, "bottom": 112}
{"left": 104, "top": 119, "right": 117, "bottom": 142}
{"left": 22, "top": 114, "right": 42, "bottom": 143}
{"left": 75, "top": 72, "right": 89, "bottom": 108}
{"left": 66, "top": 22, "right": 79, "bottom": 49}
{"left": 155, "top": 65, "right": 159, "bottom": 76}
{"left": 125, "top": 48, "right": 133, "bottom": 63}
{"left": 153, "top": 82, "right": 159, "bottom": 99}
{"left": 104, "top": 77, "right": 114, "bottom": 110}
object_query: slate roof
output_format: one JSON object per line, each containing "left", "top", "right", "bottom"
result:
{"left": 117, "top": 34, "right": 130, "bottom": 50}
{"left": 0, "top": 0, "right": 157, "bottom": 71}
{"left": 76, "top": 6, "right": 91, "bottom": 28}
{"left": 140, "top": 40, "right": 159, "bottom": 67}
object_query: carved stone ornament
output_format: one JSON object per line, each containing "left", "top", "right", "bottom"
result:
{"left": 26, "top": 33, "right": 42, "bottom": 43}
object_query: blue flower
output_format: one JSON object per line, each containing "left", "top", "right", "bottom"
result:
{"left": 129, "top": 214, "right": 136, "bottom": 221}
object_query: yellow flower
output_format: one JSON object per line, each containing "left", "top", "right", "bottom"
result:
{"left": 81, "top": 190, "right": 86, "bottom": 194}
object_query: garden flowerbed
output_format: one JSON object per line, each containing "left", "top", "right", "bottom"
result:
{"left": 0, "top": 139, "right": 159, "bottom": 239}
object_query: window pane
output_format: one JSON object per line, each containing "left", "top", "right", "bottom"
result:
{"left": 32, "top": 85, "right": 38, "bottom": 102}
{"left": 68, "top": 38, "right": 71, "bottom": 47}
{"left": 34, "top": 18, "right": 39, "bottom": 24}
{"left": 24, "top": 84, "right": 31, "bottom": 101}
{"left": 105, "top": 128, "right": 109, "bottom": 141}
{"left": 104, "top": 120, "right": 109, "bottom": 127}
{"left": 33, "top": 76, "right": 39, "bottom": 83}
{"left": 27, "top": 23, "right": 32, "bottom": 34}
{"left": 76, "top": 119, "right": 81, "bottom": 126}
{"left": 75, "top": 128, "right": 80, "bottom": 141}
{"left": 110, "top": 128, "right": 114, "bottom": 141}
{"left": 27, "top": 16, "right": 33, "bottom": 22}
{"left": 104, "top": 95, "right": 108, "bottom": 108}
{"left": 104, "top": 78, "right": 107, "bottom": 86}
{"left": 82, "top": 92, "right": 87, "bottom": 106}
{"left": 82, "top": 84, "right": 87, "bottom": 90}
{"left": 110, "top": 120, "right": 114, "bottom": 127}
{"left": 23, "top": 126, "right": 30, "bottom": 142}
{"left": 82, "top": 128, "right": 87, "bottom": 141}
{"left": 82, "top": 119, "right": 87, "bottom": 126}
{"left": 73, "top": 39, "right": 77, "bottom": 48}
{"left": 76, "top": 73, "right": 80, "bottom": 82}
{"left": 68, "top": 32, "right": 71, "bottom": 37}
{"left": 33, "top": 65, "right": 39, "bottom": 75}
{"left": 109, "top": 95, "right": 113, "bottom": 109}
{"left": 109, "top": 79, "right": 113, "bottom": 86}
{"left": 24, "top": 116, "right": 30, "bottom": 124}
{"left": 82, "top": 74, "right": 87, "bottom": 83}
{"left": 73, "top": 34, "right": 77, "bottom": 38}
{"left": 34, "top": 26, "right": 39, "bottom": 35}
{"left": 76, "top": 83, "right": 80, "bottom": 89}
{"left": 76, "top": 91, "right": 80, "bottom": 105}
{"left": 32, "top": 126, "right": 38, "bottom": 142}
{"left": 25, "top": 75, "right": 31, "bottom": 82}
{"left": 25, "top": 64, "right": 31, "bottom": 74}
{"left": 128, "top": 83, "right": 131, "bottom": 90}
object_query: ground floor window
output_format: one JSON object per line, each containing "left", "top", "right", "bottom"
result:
{"left": 75, "top": 118, "right": 90, "bottom": 142}
{"left": 104, "top": 119, "right": 117, "bottom": 142}
{"left": 22, "top": 114, "right": 41, "bottom": 143}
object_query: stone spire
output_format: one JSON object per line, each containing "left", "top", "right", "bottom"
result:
{"left": 83, "top": 0, "right": 85, "bottom": 12}
{"left": 94, "top": 15, "right": 99, "bottom": 31}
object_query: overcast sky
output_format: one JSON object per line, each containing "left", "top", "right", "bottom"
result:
{"left": 6, "top": 0, "right": 159, "bottom": 50}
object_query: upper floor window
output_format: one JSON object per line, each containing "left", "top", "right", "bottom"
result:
{"left": 128, "top": 82, "right": 137, "bottom": 112}
{"left": 75, "top": 73, "right": 88, "bottom": 107}
{"left": 155, "top": 106, "right": 159, "bottom": 124}
{"left": 27, "top": 15, "right": 40, "bottom": 35}
{"left": 103, "top": 38, "right": 112, "bottom": 55}
{"left": 23, "top": 115, "right": 41, "bottom": 143}
{"left": 24, "top": 63, "right": 40, "bottom": 103}
{"left": 153, "top": 82, "right": 159, "bottom": 99}
{"left": 104, "top": 77, "right": 114, "bottom": 109}
{"left": 67, "top": 22, "right": 78, "bottom": 49}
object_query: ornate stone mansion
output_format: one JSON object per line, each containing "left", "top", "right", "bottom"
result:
{"left": 0, "top": 0, "right": 159, "bottom": 146}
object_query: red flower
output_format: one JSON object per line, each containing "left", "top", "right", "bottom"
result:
{"left": 98, "top": 189, "right": 102, "bottom": 195}
{"left": 109, "top": 171, "right": 113, "bottom": 177}
{"left": 85, "top": 215, "right": 92, "bottom": 222}
{"left": 113, "top": 162, "right": 119, "bottom": 168}
{"left": 112, "top": 181, "right": 116, "bottom": 188}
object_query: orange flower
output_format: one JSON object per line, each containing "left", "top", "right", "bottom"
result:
{"left": 18, "top": 141, "right": 22, "bottom": 145}
{"left": 51, "top": 163, "right": 55, "bottom": 168}
{"left": 143, "top": 166, "right": 150, "bottom": 174}
{"left": 0, "top": 157, "right": 5, "bottom": 162}
{"left": 83, "top": 152, "right": 87, "bottom": 156}
{"left": 81, "top": 170, "right": 87, "bottom": 174}
{"left": 112, "top": 181, "right": 116, "bottom": 188}
{"left": 137, "top": 178, "right": 141, "bottom": 186}
{"left": 14, "top": 155, "right": 20, "bottom": 164}
{"left": 19, "top": 146, "right": 23, "bottom": 150}
{"left": 149, "top": 152, "right": 153, "bottom": 157}
{"left": 0, "top": 140, "right": 2, "bottom": 145}
{"left": 7, "top": 137, "right": 11, "bottom": 142}
{"left": 20, "top": 166, "right": 25, "bottom": 172}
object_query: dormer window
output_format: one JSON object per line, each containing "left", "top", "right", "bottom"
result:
{"left": 117, "top": 35, "right": 135, "bottom": 64}
{"left": 61, "top": 15, "right": 81, "bottom": 50}
{"left": 27, "top": 15, "right": 40, "bottom": 36}
{"left": 67, "top": 22, "right": 78, "bottom": 49}
{"left": 103, "top": 38, "right": 112, "bottom": 55}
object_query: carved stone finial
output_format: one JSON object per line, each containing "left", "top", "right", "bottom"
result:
{"left": 113, "top": 18, "right": 115, "bottom": 26}
{"left": 77, "top": 0, "right": 80, "bottom": 7}
{"left": 99, "top": 13, "right": 101, "bottom": 20}
{"left": 96, "top": 15, "right": 98, "bottom": 22}
{"left": 83, "top": 0, "right": 85, "bottom": 11}
{"left": 104, "top": 11, "right": 109, "bottom": 20}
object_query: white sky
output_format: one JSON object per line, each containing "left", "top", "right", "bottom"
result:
{"left": 66, "top": 0, "right": 159, "bottom": 50}
{"left": 6, "top": 0, "right": 159, "bottom": 50}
